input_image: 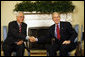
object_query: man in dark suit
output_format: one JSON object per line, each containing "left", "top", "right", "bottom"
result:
{"left": 2, "top": 12, "right": 31, "bottom": 56}
{"left": 29, "top": 12, "right": 78, "bottom": 56}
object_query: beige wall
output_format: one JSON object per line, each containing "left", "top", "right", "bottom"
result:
{"left": 72, "top": 1, "right": 84, "bottom": 41}
{"left": 72, "top": 1, "right": 84, "bottom": 25}
{"left": 72, "top": 1, "right": 84, "bottom": 28}
{"left": 1, "top": 1, "right": 84, "bottom": 41}
{"left": 1, "top": 1, "right": 22, "bottom": 27}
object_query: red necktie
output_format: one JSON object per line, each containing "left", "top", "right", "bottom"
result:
{"left": 19, "top": 24, "right": 22, "bottom": 33}
{"left": 57, "top": 24, "right": 60, "bottom": 40}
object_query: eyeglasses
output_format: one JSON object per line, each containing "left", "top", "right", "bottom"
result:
{"left": 19, "top": 16, "right": 24, "bottom": 18}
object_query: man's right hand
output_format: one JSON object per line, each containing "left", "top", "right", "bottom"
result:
{"left": 62, "top": 40, "right": 71, "bottom": 45}
{"left": 17, "top": 40, "right": 23, "bottom": 45}
{"left": 29, "top": 36, "right": 37, "bottom": 42}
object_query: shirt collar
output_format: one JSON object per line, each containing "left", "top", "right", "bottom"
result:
{"left": 17, "top": 21, "right": 22, "bottom": 26}
{"left": 55, "top": 22, "right": 60, "bottom": 26}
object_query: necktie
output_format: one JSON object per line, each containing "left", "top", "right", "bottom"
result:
{"left": 19, "top": 24, "right": 22, "bottom": 33}
{"left": 57, "top": 24, "right": 60, "bottom": 40}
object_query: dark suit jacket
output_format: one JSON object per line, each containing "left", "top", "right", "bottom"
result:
{"left": 38, "top": 21, "right": 78, "bottom": 44}
{"left": 3, "top": 21, "right": 27, "bottom": 45}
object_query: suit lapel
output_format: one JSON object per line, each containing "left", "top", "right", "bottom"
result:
{"left": 60, "top": 22, "right": 65, "bottom": 39}
{"left": 53, "top": 24, "right": 55, "bottom": 36}
{"left": 60, "top": 22, "right": 63, "bottom": 38}
{"left": 51, "top": 24, "right": 55, "bottom": 37}
{"left": 15, "top": 21, "right": 20, "bottom": 31}
{"left": 60, "top": 22, "right": 62, "bottom": 32}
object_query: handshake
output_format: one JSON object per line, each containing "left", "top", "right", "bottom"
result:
{"left": 29, "top": 36, "right": 37, "bottom": 42}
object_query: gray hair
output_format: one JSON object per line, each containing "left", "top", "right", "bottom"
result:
{"left": 16, "top": 11, "right": 24, "bottom": 17}
{"left": 52, "top": 12, "right": 60, "bottom": 16}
